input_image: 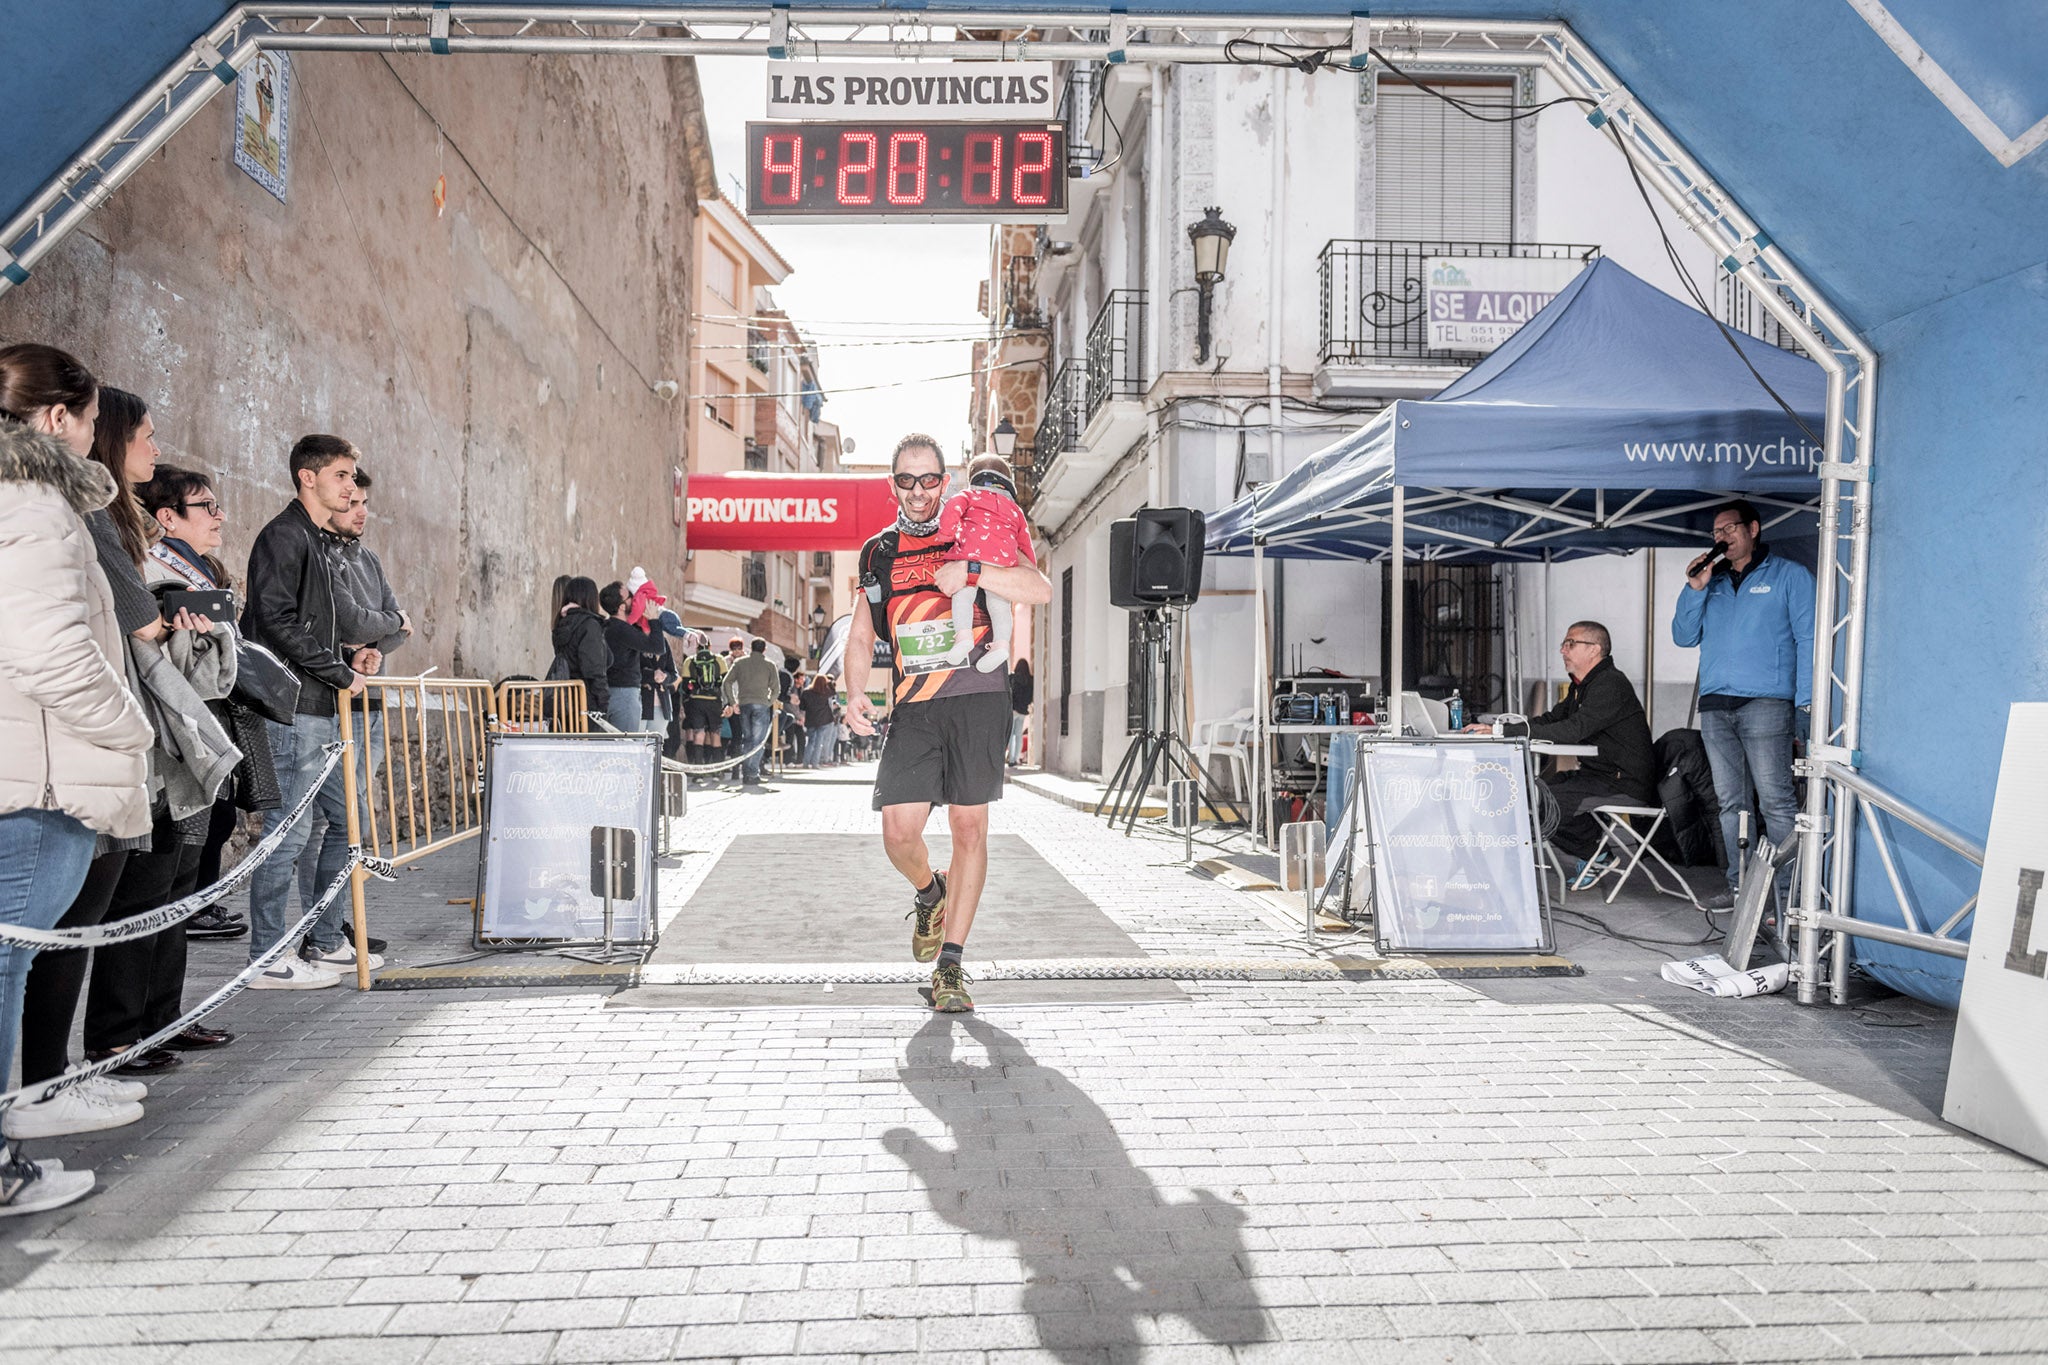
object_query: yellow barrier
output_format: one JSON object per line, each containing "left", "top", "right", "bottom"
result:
{"left": 338, "top": 676, "right": 497, "bottom": 989}
{"left": 495, "top": 680, "right": 590, "bottom": 733}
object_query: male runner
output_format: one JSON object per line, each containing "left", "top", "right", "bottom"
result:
{"left": 844, "top": 435, "right": 1052, "bottom": 1012}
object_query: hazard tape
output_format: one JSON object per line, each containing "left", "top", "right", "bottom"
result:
{"left": 0, "top": 853, "right": 397, "bottom": 1114}
{"left": 0, "top": 743, "right": 347, "bottom": 950}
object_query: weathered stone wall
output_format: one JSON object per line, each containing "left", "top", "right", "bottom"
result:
{"left": 0, "top": 48, "right": 711, "bottom": 684}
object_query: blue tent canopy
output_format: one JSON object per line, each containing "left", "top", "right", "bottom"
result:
{"left": 1207, "top": 258, "right": 1827, "bottom": 562}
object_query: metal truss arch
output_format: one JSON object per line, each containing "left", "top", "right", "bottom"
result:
{"left": 0, "top": 5, "right": 1879, "bottom": 1004}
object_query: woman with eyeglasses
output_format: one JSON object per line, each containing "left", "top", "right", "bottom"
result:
{"left": 81, "top": 465, "right": 274, "bottom": 1076}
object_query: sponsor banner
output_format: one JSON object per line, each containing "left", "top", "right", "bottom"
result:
{"left": 766, "top": 62, "right": 1058, "bottom": 121}
{"left": 1357, "top": 741, "right": 1548, "bottom": 952}
{"left": 1425, "top": 255, "right": 1588, "bottom": 353}
{"left": 480, "top": 735, "right": 657, "bottom": 942}
{"left": 685, "top": 472, "right": 900, "bottom": 552}
{"left": 1945, "top": 703, "right": 2048, "bottom": 1164}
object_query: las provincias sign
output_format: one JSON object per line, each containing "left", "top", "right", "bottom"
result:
{"left": 685, "top": 472, "right": 902, "bottom": 552}
{"left": 765, "top": 62, "right": 1059, "bottom": 121}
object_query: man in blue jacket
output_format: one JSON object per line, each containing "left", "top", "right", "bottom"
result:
{"left": 1672, "top": 499, "right": 1814, "bottom": 911}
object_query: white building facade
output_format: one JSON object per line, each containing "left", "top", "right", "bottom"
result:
{"left": 980, "top": 49, "right": 1785, "bottom": 779}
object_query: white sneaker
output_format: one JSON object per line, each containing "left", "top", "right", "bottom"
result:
{"left": 73, "top": 1072, "right": 146, "bottom": 1104}
{"left": 1, "top": 1086, "right": 144, "bottom": 1140}
{"left": 301, "top": 942, "right": 385, "bottom": 973}
{"left": 247, "top": 957, "right": 342, "bottom": 990}
{"left": 0, "top": 1154, "right": 94, "bottom": 1217}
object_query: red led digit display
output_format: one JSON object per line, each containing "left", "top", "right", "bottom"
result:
{"left": 746, "top": 121, "right": 1068, "bottom": 219}
{"left": 759, "top": 131, "right": 804, "bottom": 206}
{"left": 963, "top": 131, "right": 1002, "bottom": 205}
{"left": 837, "top": 131, "right": 877, "bottom": 205}
{"left": 885, "top": 131, "right": 928, "bottom": 204}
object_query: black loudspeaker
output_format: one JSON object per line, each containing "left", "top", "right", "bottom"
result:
{"left": 1109, "top": 508, "right": 1205, "bottom": 608}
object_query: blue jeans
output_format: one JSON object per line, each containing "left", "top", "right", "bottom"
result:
{"left": 805, "top": 722, "right": 839, "bottom": 767}
{"left": 250, "top": 713, "right": 348, "bottom": 961}
{"left": 299, "top": 710, "right": 383, "bottom": 952}
{"left": 0, "top": 808, "right": 98, "bottom": 1087}
{"left": 606, "top": 689, "right": 646, "bottom": 734}
{"left": 1699, "top": 698, "right": 1798, "bottom": 893}
{"left": 740, "top": 703, "right": 772, "bottom": 783}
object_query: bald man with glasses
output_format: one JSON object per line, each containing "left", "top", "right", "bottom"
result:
{"left": 1471, "top": 620, "right": 1656, "bottom": 885}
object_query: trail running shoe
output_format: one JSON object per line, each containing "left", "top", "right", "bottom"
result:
{"left": 907, "top": 871, "right": 947, "bottom": 964}
{"left": 928, "top": 961, "right": 973, "bottom": 1013}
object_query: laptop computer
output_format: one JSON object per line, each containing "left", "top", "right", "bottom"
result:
{"left": 1401, "top": 691, "right": 1450, "bottom": 738}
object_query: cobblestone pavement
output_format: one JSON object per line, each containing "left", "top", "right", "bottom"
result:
{"left": 3, "top": 769, "right": 2045, "bottom": 1363}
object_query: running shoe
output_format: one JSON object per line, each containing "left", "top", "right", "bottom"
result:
{"left": 928, "top": 961, "right": 973, "bottom": 1013}
{"left": 907, "top": 871, "right": 948, "bottom": 964}
{"left": 1569, "top": 852, "right": 1615, "bottom": 892}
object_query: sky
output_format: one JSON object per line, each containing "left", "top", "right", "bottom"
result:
{"left": 694, "top": 57, "right": 992, "bottom": 466}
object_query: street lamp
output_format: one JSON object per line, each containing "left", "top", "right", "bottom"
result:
{"left": 991, "top": 418, "right": 1018, "bottom": 459}
{"left": 1188, "top": 205, "right": 1236, "bottom": 365}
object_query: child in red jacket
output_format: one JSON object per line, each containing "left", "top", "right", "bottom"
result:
{"left": 938, "top": 455, "right": 1033, "bottom": 672}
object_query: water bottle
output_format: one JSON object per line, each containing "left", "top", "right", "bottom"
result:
{"left": 1448, "top": 689, "right": 1464, "bottom": 731}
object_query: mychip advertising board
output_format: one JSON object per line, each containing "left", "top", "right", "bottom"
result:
{"left": 1358, "top": 740, "right": 1550, "bottom": 953}
{"left": 477, "top": 733, "right": 659, "bottom": 944}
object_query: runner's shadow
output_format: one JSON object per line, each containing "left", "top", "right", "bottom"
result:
{"left": 883, "top": 1015, "right": 1270, "bottom": 1361}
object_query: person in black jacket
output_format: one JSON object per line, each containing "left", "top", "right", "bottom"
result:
{"left": 1473, "top": 621, "right": 1656, "bottom": 877}
{"left": 550, "top": 576, "right": 610, "bottom": 719}
{"left": 238, "top": 435, "right": 369, "bottom": 988}
{"left": 1007, "top": 659, "right": 1034, "bottom": 765}
{"left": 598, "top": 581, "right": 666, "bottom": 733}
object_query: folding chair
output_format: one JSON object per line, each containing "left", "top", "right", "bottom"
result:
{"left": 1578, "top": 804, "right": 1700, "bottom": 907}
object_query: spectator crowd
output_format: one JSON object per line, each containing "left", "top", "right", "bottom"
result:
{"left": 0, "top": 341, "right": 420, "bottom": 1217}
{"left": 543, "top": 568, "right": 872, "bottom": 792}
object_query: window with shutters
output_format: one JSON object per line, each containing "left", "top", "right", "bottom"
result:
{"left": 1375, "top": 82, "right": 1515, "bottom": 242}
{"left": 1059, "top": 568, "right": 1074, "bottom": 737}
{"left": 706, "top": 246, "right": 738, "bottom": 304}
{"left": 701, "top": 367, "right": 736, "bottom": 430}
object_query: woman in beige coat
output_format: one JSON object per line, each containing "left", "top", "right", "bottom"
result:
{"left": 0, "top": 344, "right": 153, "bottom": 1218}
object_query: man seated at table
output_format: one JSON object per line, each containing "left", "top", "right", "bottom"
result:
{"left": 1466, "top": 620, "right": 1657, "bottom": 888}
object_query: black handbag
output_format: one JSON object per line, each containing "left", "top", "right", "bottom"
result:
{"left": 230, "top": 638, "right": 301, "bottom": 726}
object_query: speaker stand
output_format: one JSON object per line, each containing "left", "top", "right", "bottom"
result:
{"left": 1092, "top": 608, "right": 1243, "bottom": 836}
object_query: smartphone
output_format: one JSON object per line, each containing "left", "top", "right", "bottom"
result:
{"left": 155, "top": 587, "right": 234, "bottom": 623}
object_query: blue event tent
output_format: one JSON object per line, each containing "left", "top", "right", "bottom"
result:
{"left": 1206, "top": 257, "right": 1826, "bottom": 563}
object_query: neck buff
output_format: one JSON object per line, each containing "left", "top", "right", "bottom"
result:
{"left": 897, "top": 509, "right": 942, "bottom": 537}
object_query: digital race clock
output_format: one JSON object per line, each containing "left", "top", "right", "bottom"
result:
{"left": 744, "top": 121, "right": 1069, "bottom": 222}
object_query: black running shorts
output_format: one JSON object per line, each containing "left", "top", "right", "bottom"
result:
{"left": 683, "top": 696, "right": 724, "bottom": 732}
{"left": 872, "top": 689, "right": 1009, "bottom": 811}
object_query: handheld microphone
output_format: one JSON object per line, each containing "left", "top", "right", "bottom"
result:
{"left": 1689, "top": 541, "right": 1730, "bottom": 577}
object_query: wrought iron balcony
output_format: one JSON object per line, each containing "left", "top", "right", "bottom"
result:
{"left": 741, "top": 553, "right": 768, "bottom": 602}
{"left": 1084, "top": 288, "right": 1146, "bottom": 422}
{"left": 746, "top": 326, "right": 771, "bottom": 374}
{"left": 743, "top": 440, "right": 768, "bottom": 471}
{"left": 1318, "top": 240, "right": 1598, "bottom": 365}
{"left": 1032, "top": 360, "right": 1087, "bottom": 490}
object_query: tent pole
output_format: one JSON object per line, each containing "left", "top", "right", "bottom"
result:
{"left": 1253, "top": 539, "right": 1270, "bottom": 848}
{"left": 1643, "top": 550, "right": 1656, "bottom": 734}
{"left": 1390, "top": 486, "right": 1405, "bottom": 734}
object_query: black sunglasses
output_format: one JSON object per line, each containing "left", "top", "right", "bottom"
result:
{"left": 892, "top": 472, "right": 945, "bottom": 491}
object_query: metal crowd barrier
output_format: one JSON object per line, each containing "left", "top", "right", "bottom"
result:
{"left": 337, "top": 676, "right": 497, "bottom": 989}
{"left": 495, "top": 679, "right": 590, "bottom": 733}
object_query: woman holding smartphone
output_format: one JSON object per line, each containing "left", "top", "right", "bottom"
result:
{"left": 83, "top": 464, "right": 260, "bottom": 1070}
{"left": 6, "top": 392, "right": 238, "bottom": 1143}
